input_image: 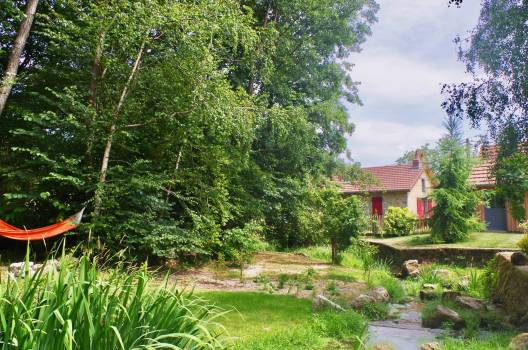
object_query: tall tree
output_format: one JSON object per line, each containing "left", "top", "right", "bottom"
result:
{"left": 0, "top": 0, "right": 38, "bottom": 116}
{"left": 443, "top": 0, "right": 528, "bottom": 220}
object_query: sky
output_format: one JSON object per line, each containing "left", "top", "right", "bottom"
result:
{"left": 345, "top": 0, "right": 483, "bottom": 167}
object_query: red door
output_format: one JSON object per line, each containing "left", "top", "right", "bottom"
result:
{"left": 372, "top": 197, "right": 383, "bottom": 217}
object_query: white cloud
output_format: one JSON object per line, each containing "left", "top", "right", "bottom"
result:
{"left": 344, "top": 0, "right": 483, "bottom": 166}
{"left": 347, "top": 117, "right": 443, "bottom": 166}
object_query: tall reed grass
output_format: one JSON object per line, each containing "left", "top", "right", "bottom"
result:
{"left": 0, "top": 254, "right": 225, "bottom": 349}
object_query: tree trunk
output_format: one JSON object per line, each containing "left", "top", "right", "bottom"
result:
{"left": 0, "top": 0, "right": 39, "bottom": 116}
{"left": 86, "top": 31, "right": 106, "bottom": 158}
{"left": 331, "top": 237, "right": 337, "bottom": 265}
{"left": 91, "top": 38, "right": 146, "bottom": 228}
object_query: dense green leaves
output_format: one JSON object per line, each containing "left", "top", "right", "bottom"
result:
{"left": 430, "top": 138, "right": 483, "bottom": 243}
{"left": 0, "top": 0, "right": 376, "bottom": 259}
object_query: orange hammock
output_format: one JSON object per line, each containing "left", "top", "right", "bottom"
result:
{"left": 0, "top": 208, "right": 84, "bottom": 241}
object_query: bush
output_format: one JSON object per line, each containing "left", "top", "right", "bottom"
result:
{"left": 517, "top": 234, "right": 528, "bottom": 254}
{"left": 0, "top": 255, "right": 224, "bottom": 349}
{"left": 383, "top": 207, "right": 417, "bottom": 236}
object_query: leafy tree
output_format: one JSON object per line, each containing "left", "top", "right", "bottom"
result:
{"left": 0, "top": 0, "right": 377, "bottom": 260}
{"left": 429, "top": 136, "right": 483, "bottom": 243}
{"left": 318, "top": 188, "right": 367, "bottom": 264}
{"left": 443, "top": 0, "right": 528, "bottom": 220}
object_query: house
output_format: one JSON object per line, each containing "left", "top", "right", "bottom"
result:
{"left": 470, "top": 145, "right": 528, "bottom": 232}
{"left": 337, "top": 152, "right": 435, "bottom": 220}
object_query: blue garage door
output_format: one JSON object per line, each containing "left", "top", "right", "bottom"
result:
{"left": 485, "top": 195, "right": 507, "bottom": 231}
{"left": 484, "top": 208, "right": 507, "bottom": 231}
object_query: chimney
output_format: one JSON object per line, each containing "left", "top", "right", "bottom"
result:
{"left": 412, "top": 150, "right": 422, "bottom": 169}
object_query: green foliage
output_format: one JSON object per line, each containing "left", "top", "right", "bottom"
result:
{"left": 383, "top": 206, "right": 417, "bottom": 236}
{"left": 441, "top": 332, "right": 515, "bottom": 350}
{"left": 430, "top": 138, "right": 484, "bottom": 243}
{"left": 0, "top": 0, "right": 378, "bottom": 260}
{"left": 517, "top": 235, "right": 528, "bottom": 255}
{"left": 495, "top": 152, "right": 528, "bottom": 221}
{"left": 350, "top": 239, "right": 379, "bottom": 282}
{"left": 317, "top": 188, "right": 368, "bottom": 264}
{"left": 356, "top": 301, "right": 390, "bottom": 320}
{"left": 0, "top": 255, "right": 224, "bottom": 349}
{"left": 369, "top": 270, "right": 406, "bottom": 303}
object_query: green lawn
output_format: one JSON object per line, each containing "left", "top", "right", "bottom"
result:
{"left": 368, "top": 232, "right": 522, "bottom": 249}
{"left": 199, "top": 291, "right": 367, "bottom": 350}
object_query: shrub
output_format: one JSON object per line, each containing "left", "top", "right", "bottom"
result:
{"left": 383, "top": 207, "right": 417, "bottom": 236}
{"left": 0, "top": 255, "right": 224, "bottom": 349}
{"left": 517, "top": 234, "right": 528, "bottom": 254}
{"left": 429, "top": 138, "right": 483, "bottom": 243}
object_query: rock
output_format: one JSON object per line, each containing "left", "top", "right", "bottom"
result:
{"left": 367, "top": 287, "right": 390, "bottom": 302}
{"left": 455, "top": 296, "right": 486, "bottom": 311}
{"left": 442, "top": 290, "right": 462, "bottom": 301}
{"left": 420, "top": 289, "right": 436, "bottom": 301}
{"left": 510, "top": 333, "right": 528, "bottom": 350}
{"left": 423, "top": 283, "right": 436, "bottom": 290}
{"left": 350, "top": 294, "right": 376, "bottom": 308}
{"left": 421, "top": 342, "right": 441, "bottom": 350}
{"left": 492, "top": 252, "right": 528, "bottom": 323}
{"left": 432, "top": 269, "right": 453, "bottom": 281}
{"left": 402, "top": 260, "right": 420, "bottom": 278}
{"left": 373, "top": 345, "right": 394, "bottom": 350}
{"left": 313, "top": 295, "right": 345, "bottom": 312}
{"left": 511, "top": 252, "right": 528, "bottom": 266}
{"left": 422, "top": 305, "right": 465, "bottom": 330}
{"left": 9, "top": 261, "right": 34, "bottom": 277}
{"left": 458, "top": 276, "right": 469, "bottom": 290}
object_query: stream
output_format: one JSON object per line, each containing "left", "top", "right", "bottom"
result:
{"left": 366, "top": 302, "right": 441, "bottom": 349}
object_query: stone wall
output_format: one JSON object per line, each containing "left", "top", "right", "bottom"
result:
{"left": 368, "top": 240, "right": 517, "bottom": 267}
{"left": 492, "top": 252, "right": 528, "bottom": 322}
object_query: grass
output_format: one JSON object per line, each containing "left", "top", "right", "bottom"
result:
{"left": 0, "top": 255, "right": 224, "bottom": 349}
{"left": 368, "top": 232, "right": 522, "bottom": 249}
{"left": 200, "top": 291, "right": 368, "bottom": 349}
{"left": 441, "top": 332, "right": 515, "bottom": 350}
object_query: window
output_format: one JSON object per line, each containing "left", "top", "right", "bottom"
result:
{"left": 421, "top": 178, "right": 426, "bottom": 193}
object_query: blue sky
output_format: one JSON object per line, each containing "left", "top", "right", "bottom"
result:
{"left": 345, "top": 0, "right": 483, "bottom": 167}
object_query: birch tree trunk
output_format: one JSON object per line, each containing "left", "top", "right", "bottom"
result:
{"left": 91, "top": 39, "right": 147, "bottom": 227}
{"left": 0, "top": 0, "right": 39, "bottom": 116}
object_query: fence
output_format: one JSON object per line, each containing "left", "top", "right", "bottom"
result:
{"left": 368, "top": 214, "right": 430, "bottom": 236}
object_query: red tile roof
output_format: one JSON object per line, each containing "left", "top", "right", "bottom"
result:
{"left": 338, "top": 164, "right": 424, "bottom": 194}
{"left": 469, "top": 145, "right": 498, "bottom": 187}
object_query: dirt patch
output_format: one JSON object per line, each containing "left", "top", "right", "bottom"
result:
{"left": 168, "top": 251, "right": 365, "bottom": 300}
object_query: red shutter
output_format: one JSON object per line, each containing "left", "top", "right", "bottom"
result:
{"left": 417, "top": 198, "right": 424, "bottom": 219}
{"left": 427, "top": 199, "right": 433, "bottom": 218}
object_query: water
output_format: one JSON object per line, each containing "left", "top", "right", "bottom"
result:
{"left": 366, "top": 302, "right": 441, "bottom": 350}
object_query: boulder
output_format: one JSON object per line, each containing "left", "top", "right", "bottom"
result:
{"left": 402, "top": 260, "right": 420, "bottom": 278}
{"left": 457, "top": 276, "right": 469, "bottom": 290}
{"left": 423, "top": 283, "right": 436, "bottom": 290}
{"left": 510, "top": 333, "right": 528, "bottom": 350}
{"left": 492, "top": 252, "right": 528, "bottom": 322}
{"left": 511, "top": 252, "right": 528, "bottom": 266}
{"left": 350, "top": 294, "right": 376, "bottom": 309}
{"left": 442, "top": 290, "right": 462, "bottom": 301}
{"left": 422, "top": 305, "right": 465, "bottom": 330}
{"left": 455, "top": 296, "right": 486, "bottom": 311}
{"left": 367, "top": 287, "right": 390, "bottom": 302}
{"left": 432, "top": 268, "right": 453, "bottom": 281}
{"left": 420, "top": 342, "right": 441, "bottom": 350}
{"left": 9, "top": 261, "right": 34, "bottom": 277}
{"left": 373, "top": 345, "right": 394, "bottom": 350}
